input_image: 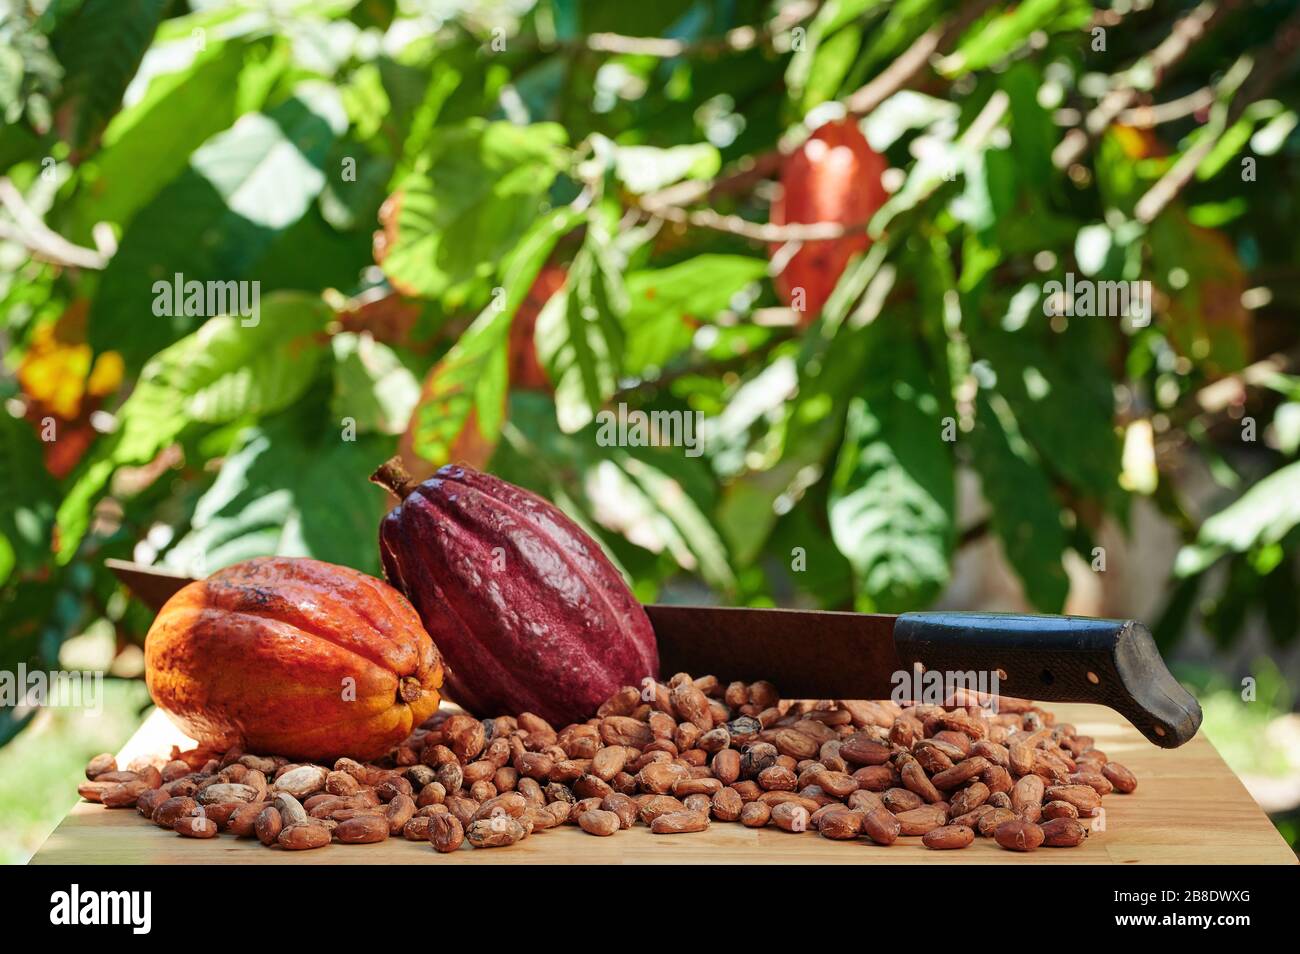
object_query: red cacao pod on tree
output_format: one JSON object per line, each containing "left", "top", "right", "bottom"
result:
{"left": 770, "top": 118, "right": 888, "bottom": 324}
{"left": 145, "top": 557, "right": 444, "bottom": 761}
{"left": 372, "top": 459, "right": 659, "bottom": 725}
{"left": 508, "top": 264, "right": 567, "bottom": 391}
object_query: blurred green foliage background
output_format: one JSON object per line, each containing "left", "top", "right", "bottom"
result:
{"left": 3, "top": 0, "right": 1300, "bottom": 861}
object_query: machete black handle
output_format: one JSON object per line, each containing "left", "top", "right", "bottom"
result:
{"left": 893, "top": 612, "right": 1201, "bottom": 748}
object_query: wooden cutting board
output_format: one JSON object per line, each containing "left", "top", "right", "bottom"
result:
{"left": 31, "top": 703, "right": 1297, "bottom": 865}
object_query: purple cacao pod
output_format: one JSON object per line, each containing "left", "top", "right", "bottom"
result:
{"left": 373, "top": 459, "right": 659, "bottom": 725}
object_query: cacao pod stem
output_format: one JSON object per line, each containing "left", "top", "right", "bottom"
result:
{"left": 399, "top": 675, "right": 423, "bottom": 703}
{"left": 371, "top": 457, "right": 420, "bottom": 501}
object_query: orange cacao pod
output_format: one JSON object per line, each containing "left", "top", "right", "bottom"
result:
{"left": 145, "top": 557, "right": 444, "bottom": 761}
{"left": 770, "top": 118, "right": 888, "bottom": 324}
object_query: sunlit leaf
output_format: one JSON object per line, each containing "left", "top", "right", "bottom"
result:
{"left": 610, "top": 141, "right": 720, "bottom": 194}
{"left": 829, "top": 325, "right": 954, "bottom": 612}
{"left": 969, "top": 390, "right": 1069, "bottom": 612}
{"left": 163, "top": 414, "right": 391, "bottom": 577}
{"left": 50, "top": 0, "right": 169, "bottom": 146}
{"left": 56, "top": 293, "right": 332, "bottom": 562}
{"left": 536, "top": 214, "right": 629, "bottom": 433}
{"left": 89, "top": 86, "right": 348, "bottom": 368}
{"left": 405, "top": 205, "right": 583, "bottom": 465}
{"left": 622, "top": 255, "right": 766, "bottom": 377}
{"left": 330, "top": 332, "right": 420, "bottom": 436}
{"left": 377, "top": 120, "right": 568, "bottom": 305}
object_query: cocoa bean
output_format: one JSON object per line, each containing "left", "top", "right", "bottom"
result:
{"left": 579, "top": 809, "right": 620, "bottom": 836}
{"left": 278, "top": 824, "right": 331, "bottom": 850}
{"left": 429, "top": 812, "right": 464, "bottom": 853}
{"left": 174, "top": 815, "right": 218, "bottom": 839}
{"left": 651, "top": 811, "right": 709, "bottom": 834}
{"left": 994, "top": 819, "right": 1045, "bottom": 852}
{"left": 771, "top": 802, "right": 811, "bottom": 833}
{"left": 739, "top": 801, "right": 771, "bottom": 828}
{"left": 1011, "top": 774, "right": 1045, "bottom": 822}
{"left": 894, "top": 805, "right": 946, "bottom": 836}
{"left": 977, "top": 807, "right": 1017, "bottom": 837}
{"left": 273, "top": 766, "right": 327, "bottom": 798}
{"left": 152, "top": 796, "right": 198, "bottom": 829}
{"left": 712, "top": 748, "right": 741, "bottom": 785}
{"left": 600, "top": 793, "right": 638, "bottom": 829}
{"left": 923, "top": 824, "right": 975, "bottom": 850}
{"left": 930, "top": 756, "right": 989, "bottom": 791}
{"left": 1102, "top": 761, "right": 1137, "bottom": 794}
{"left": 883, "top": 787, "right": 924, "bottom": 814}
{"left": 1041, "top": 816, "right": 1089, "bottom": 847}
{"left": 861, "top": 806, "right": 901, "bottom": 845}
{"left": 85, "top": 753, "right": 117, "bottom": 780}
{"left": 817, "top": 809, "right": 861, "bottom": 840}
{"left": 255, "top": 806, "right": 283, "bottom": 846}
{"left": 1044, "top": 784, "right": 1101, "bottom": 815}
{"left": 403, "top": 817, "right": 431, "bottom": 841}
{"left": 466, "top": 817, "right": 526, "bottom": 847}
{"left": 1042, "top": 800, "right": 1079, "bottom": 820}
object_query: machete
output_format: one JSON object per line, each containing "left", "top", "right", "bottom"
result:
{"left": 106, "top": 559, "right": 1201, "bottom": 748}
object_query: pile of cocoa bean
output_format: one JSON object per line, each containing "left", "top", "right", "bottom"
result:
{"left": 78, "top": 673, "right": 1136, "bottom": 854}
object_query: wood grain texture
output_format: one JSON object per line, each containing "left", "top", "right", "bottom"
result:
{"left": 31, "top": 703, "right": 1297, "bottom": 865}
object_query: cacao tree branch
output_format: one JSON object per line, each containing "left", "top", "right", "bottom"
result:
{"left": 486, "top": 1, "right": 817, "bottom": 58}
{"left": 1117, "top": 86, "right": 1214, "bottom": 128}
{"left": 640, "top": 205, "right": 868, "bottom": 242}
{"left": 1052, "top": 0, "right": 1240, "bottom": 170}
{"left": 642, "top": 89, "right": 1010, "bottom": 242}
{"left": 1193, "top": 348, "right": 1300, "bottom": 417}
{"left": 0, "top": 176, "right": 109, "bottom": 270}
{"left": 641, "top": 0, "right": 1001, "bottom": 237}
{"left": 1135, "top": 6, "right": 1300, "bottom": 224}
{"left": 843, "top": 0, "right": 998, "bottom": 118}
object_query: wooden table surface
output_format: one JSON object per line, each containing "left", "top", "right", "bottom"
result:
{"left": 32, "top": 703, "right": 1297, "bottom": 865}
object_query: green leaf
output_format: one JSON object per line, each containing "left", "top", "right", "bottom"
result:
{"left": 1203, "top": 554, "right": 1257, "bottom": 650}
{"left": 536, "top": 215, "right": 628, "bottom": 433}
{"left": 406, "top": 205, "right": 583, "bottom": 465}
{"left": 0, "top": 535, "right": 13, "bottom": 588}
{"left": 151, "top": 295, "right": 333, "bottom": 425}
{"left": 319, "top": 142, "right": 394, "bottom": 232}
{"left": 828, "top": 327, "right": 954, "bottom": 613}
{"left": 800, "top": 25, "right": 862, "bottom": 113}
{"left": 940, "top": 0, "right": 1092, "bottom": 76}
{"left": 50, "top": 0, "right": 169, "bottom": 146}
{"left": 622, "top": 255, "right": 766, "bottom": 377}
{"left": 65, "top": 36, "right": 277, "bottom": 242}
{"left": 770, "top": 498, "right": 855, "bottom": 607}
{"left": 972, "top": 319, "right": 1121, "bottom": 505}
{"left": 595, "top": 452, "right": 736, "bottom": 591}
{"left": 1153, "top": 574, "right": 1200, "bottom": 652}
{"left": 1148, "top": 213, "right": 1251, "bottom": 375}
{"left": 89, "top": 86, "right": 348, "bottom": 369}
{"left": 717, "top": 245, "right": 892, "bottom": 565}
{"left": 497, "top": 393, "right": 734, "bottom": 590}
{"left": 378, "top": 120, "right": 568, "bottom": 305}
{"left": 1188, "top": 461, "right": 1300, "bottom": 556}
{"left": 610, "top": 142, "right": 720, "bottom": 194}
{"left": 331, "top": 333, "right": 420, "bottom": 436}
{"left": 56, "top": 293, "right": 333, "bottom": 561}
{"left": 0, "top": 412, "right": 56, "bottom": 578}
{"left": 969, "top": 390, "right": 1070, "bottom": 612}
{"left": 163, "top": 415, "right": 392, "bottom": 577}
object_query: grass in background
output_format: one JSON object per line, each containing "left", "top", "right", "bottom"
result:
{"left": 0, "top": 678, "right": 151, "bottom": 864}
{"left": 1177, "top": 658, "right": 1300, "bottom": 854}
